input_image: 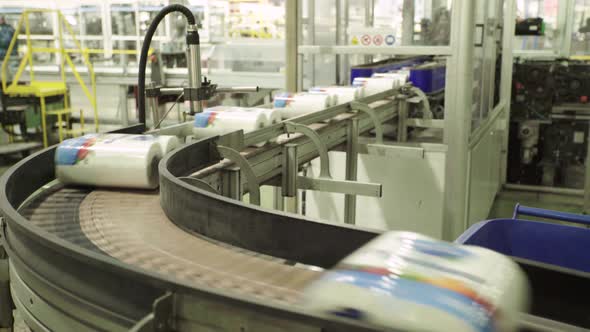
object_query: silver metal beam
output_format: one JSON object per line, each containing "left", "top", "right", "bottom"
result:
{"left": 286, "top": 0, "right": 299, "bottom": 91}
{"left": 345, "top": 117, "right": 360, "bottom": 224}
{"left": 442, "top": 0, "right": 476, "bottom": 240}
{"left": 297, "top": 176, "right": 381, "bottom": 197}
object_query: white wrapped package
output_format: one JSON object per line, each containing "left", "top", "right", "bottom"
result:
{"left": 55, "top": 134, "right": 163, "bottom": 189}
{"left": 193, "top": 109, "right": 266, "bottom": 139}
{"left": 353, "top": 77, "right": 399, "bottom": 97}
{"left": 273, "top": 92, "right": 332, "bottom": 119}
{"left": 372, "top": 72, "right": 409, "bottom": 86}
{"left": 303, "top": 232, "right": 529, "bottom": 332}
{"left": 261, "top": 108, "right": 282, "bottom": 125}
{"left": 310, "top": 86, "right": 362, "bottom": 105}
{"left": 156, "top": 135, "right": 180, "bottom": 154}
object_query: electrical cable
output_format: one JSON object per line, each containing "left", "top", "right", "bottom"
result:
{"left": 138, "top": 4, "right": 195, "bottom": 125}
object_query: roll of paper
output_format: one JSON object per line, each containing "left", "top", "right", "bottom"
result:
{"left": 372, "top": 72, "right": 408, "bottom": 86}
{"left": 156, "top": 135, "right": 180, "bottom": 155}
{"left": 310, "top": 86, "right": 362, "bottom": 105}
{"left": 273, "top": 92, "right": 331, "bottom": 119}
{"left": 55, "top": 134, "right": 163, "bottom": 189}
{"left": 303, "top": 231, "right": 529, "bottom": 332}
{"left": 193, "top": 110, "right": 266, "bottom": 139}
{"left": 353, "top": 77, "right": 398, "bottom": 97}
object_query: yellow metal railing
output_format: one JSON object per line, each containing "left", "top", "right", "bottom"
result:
{"left": 1, "top": 9, "right": 148, "bottom": 147}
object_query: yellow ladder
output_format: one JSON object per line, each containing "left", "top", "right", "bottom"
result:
{"left": 1, "top": 9, "right": 98, "bottom": 147}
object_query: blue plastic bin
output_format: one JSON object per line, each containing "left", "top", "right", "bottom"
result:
{"left": 456, "top": 204, "right": 590, "bottom": 273}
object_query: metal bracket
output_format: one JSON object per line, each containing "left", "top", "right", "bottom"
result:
{"left": 409, "top": 87, "right": 433, "bottom": 119}
{"left": 179, "top": 177, "right": 219, "bottom": 194}
{"left": 350, "top": 101, "right": 384, "bottom": 144}
{"left": 130, "top": 292, "right": 174, "bottom": 332}
{"left": 217, "top": 145, "right": 261, "bottom": 205}
{"left": 297, "top": 176, "right": 382, "bottom": 197}
{"left": 284, "top": 121, "right": 331, "bottom": 178}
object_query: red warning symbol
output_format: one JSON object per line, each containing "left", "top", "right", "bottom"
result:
{"left": 373, "top": 34, "right": 383, "bottom": 46}
{"left": 361, "top": 34, "right": 372, "bottom": 46}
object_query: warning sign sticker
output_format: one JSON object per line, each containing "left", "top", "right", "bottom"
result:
{"left": 373, "top": 34, "right": 383, "bottom": 46}
{"left": 361, "top": 34, "right": 372, "bottom": 46}
{"left": 351, "top": 36, "right": 359, "bottom": 45}
{"left": 385, "top": 35, "right": 396, "bottom": 46}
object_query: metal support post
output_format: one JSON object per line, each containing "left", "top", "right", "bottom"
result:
{"left": 584, "top": 130, "right": 590, "bottom": 214}
{"left": 442, "top": 0, "right": 476, "bottom": 240}
{"left": 119, "top": 85, "right": 129, "bottom": 126}
{"left": 402, "top": 0, "right": 415, "bottom": 45}
{"left": 186, "top": 24, "right": 202, "bottom": 114}
{"left": 308, "top": 0, "right": 316, "bottom": 87}
{"left": 345, "top": 118, "right": 360, "bottom": 224}
{"left": 364, "top": 0, "right": 375, "bottom": 63}
{"left": 282, "top": 144, "right": 299, "bottom": 213}
{"left": 286, "top": 0, "right": 299, "bottom": 92}
{"left": 397, "top": 95, "right": 409, "bottom": 142}
{"left": 222, "top": 168, "right": 242, "bottom": 201}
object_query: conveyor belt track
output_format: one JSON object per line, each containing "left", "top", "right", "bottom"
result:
{"left": 20, "top": 187, "right": 320, "bottom": 306}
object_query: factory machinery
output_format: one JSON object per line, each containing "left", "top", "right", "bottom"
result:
{"left": 509, "top": 59, "right": 590, "bottom": 189}
{"left": 0, "top": 5, "right": 589, "bottom": 332}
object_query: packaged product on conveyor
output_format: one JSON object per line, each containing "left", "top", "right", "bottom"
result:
{"left": 156, "top": 135, "right": 180, "bottom": 154}
{"left": 352, "top": 77, "right": 401, "bottom": 97}
{"left": 193, "top": 108, "right": 267, "bottom": 139}
{"left": 309, "top": 86, "right": 364, "bottom": 104}
{"left": 372, "top": 71, "right": 409, "bottom": 85}
{"left": 303, "top": 231, "right": 530, "bottom": 332}
{"left": 273, "top": 92, "right": 333, "bottom": 119}
{"left": 55, "top": 134, "right": 168, "bottom": 189}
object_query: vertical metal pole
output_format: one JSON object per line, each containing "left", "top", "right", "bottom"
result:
{"left": 402, "top": 0, "right": 415, "bottom": 45}
{"left": 397, "top": 96, "right": 409, "bottom": 142}
{"left": 119, "top": 85, "right": 129, "bottom": 126}
{"left": 345, "top": 118, "right": 360, "bottom": 224}
{"left": 273, "top": 187, "right": 284, "bottom": 211}
{"left": 442, "top": 0, "right": 476, "bottom": 240}
{"left": 343, "top": 0, "right": 350, "bottom": 84}
{"left": 500, "top": 0, "right": 517, "bottom": 185}
{"left": 364, "top": 0, "right": 374, "bottom": 63}
{"left": 286, "top": 0, "right": 299, "bottom": 92}
{"left": 308, "top": 0, "right": 316, "bottom": 87}
{"left": 187, "top": 25, "right": 202, "bottom": 114}
{"left": 283, "top": 144, "right": 299, "bottom": 213}
{"left": 584, "top": 130, "right": 590, "bottom": 214}
{"left": 223, "top": 168, "right": 242, "bottom": 201}
{"left": 336, "top": 0, "right": 342, "bottom": 84}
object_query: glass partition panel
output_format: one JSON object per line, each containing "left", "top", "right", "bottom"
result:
{"left": 571, "top": 0, "right": 590, "bottom": 55}
{"left": 514, "top": 0, "right": 559, "bottom": 51}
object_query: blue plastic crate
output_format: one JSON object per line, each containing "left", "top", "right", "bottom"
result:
{"left": 409, "top": 64, "right": 446, "bottom": 94}
{"left": 456, "top": 204, "right": 590, "bottom": 273}
{"left": 350, "top": 56, "right": 428, "bottom": 83}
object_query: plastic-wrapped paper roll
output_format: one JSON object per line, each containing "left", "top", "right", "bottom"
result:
{"left": 257, "top": 108, "right": 281, "bottom": 126}
{"left": 310, "top": 86, "right": 362, "bottom": 105}
{"left": 273, "top": 92, "right": 332, "bottom": 119}
{"left": 55, "top": 134, "right": 163, "bottom": 189}
{"left": 352, "top": 77, "right": 398, "bottom": 97}
{"left": 372, "top": 72, "right": 409, "bottom": 85}
{"left": 303, "top": 231, "right": 529, "bottom": 332}
{"left": 156, "top": 135, "right": 180, "bottom": 155}
{"left": 193, "top": 110, "right": 266, "bottom": 139}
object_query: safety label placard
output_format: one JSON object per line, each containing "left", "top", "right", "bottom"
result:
{"left": 349, "top": 28, "right": 396, "bottom": 47}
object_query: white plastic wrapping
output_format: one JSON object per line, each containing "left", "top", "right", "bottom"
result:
{"left": 192, "top": 109, "right": 266, "bottom": 139}
{"left": 372, "top": 71, "right": 409, "bottom": 86}
{"left": 156, "top": 135, "right": 180, "bottom": 155}
{"left": 303, "top": 231, "right": 529, "bottom": 332}
{"left": 310, "top": 86, "right": 363, "bottom": 105}
{"left": 55, "top": 134, "right": 163, "bottom": 189}
{"left": 273, "top": 92, "right": 332, "bottom": 119}
{"left": 353, "top": 77, "right": 399, "bottom": 97}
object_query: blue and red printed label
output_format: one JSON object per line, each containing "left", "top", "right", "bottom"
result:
{"left": 323, "top": 269, "right": 496, "bottom": 332}
{"left": 194, "top": 112, "right": 218, "bottom": 128}
{"left": 273, "top": 92, "right": 294, "bottom": 108}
